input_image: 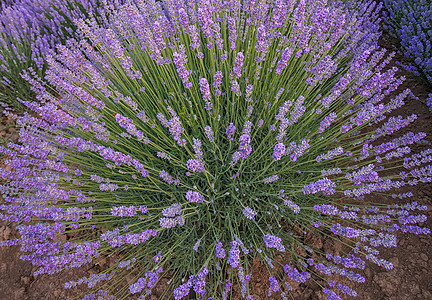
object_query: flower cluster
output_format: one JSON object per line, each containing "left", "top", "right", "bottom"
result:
{"left": 0, "top": 0, "right": 430, "bottom": 299}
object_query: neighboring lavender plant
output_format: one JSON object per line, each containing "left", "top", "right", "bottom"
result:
{"left": 0, "top": 0, "right": 430, "bottom": 299}
{"left": 382, "top": 0, "right": 432, "bottom": 85}
{"left": 0, "top": 0, "right": 124, "bottom": 111}
{"left": 427, "top": 93, "right": 432, "bottom": 112}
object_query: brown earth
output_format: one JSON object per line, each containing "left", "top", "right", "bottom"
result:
{"left": 1, "top": 27, "right": 432, "bottom": 300}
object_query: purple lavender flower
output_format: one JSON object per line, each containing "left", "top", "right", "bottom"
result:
{"left": 245, "top": 84, "right": 253, "bottom": 102}
{"left": 263, "top": 234, "right": 286, "bottom": 252}
{"left": 197, "top": 0, "right": 214, "bottom": 38}
{"left": 185, "top": 190, "right": 205, "bottom": 203}
{"left": 204, "top": 125, "right": 214, "bottom": 142}
{"left": 268, "top": 276, "right": 280, "bottom": 294}
{"left": 263, "top": 174, "right": 279, "bottom": 184}
{"left": 303, "top": 178, "right": 337, "bottom": 195}
{"left": 238, "top": 134, "right": 252, "bottom": 159}
{"left": 231, "top": 80, "right": 241, "bottom": 97}
{"left": 227, "top": 241, "right": 240, "bottom": 268}
{"left": 227, "top": 16, "right": 237, "bottom": 51}
{"left": 193, "top": 239, "right": 201, "bottom": 252}
{"left": 242, "top": 206, "right": 257, "bottom": 220}
{"left": 226, "top": 123, "right": 236, "bottom": 141}
{"left": 319, "top": 112, "right": 338, "bottom": 133}
{"left": 232, "top": 52, "right": 244, "bottom": 79}
{"left": 213, "top": 70, "right": 223, "bottom": 88}
{"left": 276, "top": 47, "right": 293, "bottom": 74}
{"left": 162, "top": 203, "right": 182, "bottom": 217}
{"left": 173, "top": 46, "right": 192, "bottom": 88}
{"left": 215, "top": 241, "right": 226, "bottom": 259}
{"left": 273, "top": 142, "right": 286, "bottom": 161}
{"left": 160, "top": 217, "right": 184, "bottom": 229}
{"left": 160, "top": 170, "right": 176, "bottom": 185}
{"left": 255, "top": 24, "right": 268, "bottom": 53}
{"left": 186, "top": 159, "right": 205, "bottom": 173}
{"left": 199, "top": 78, "right": 211, "bottom": 101}
{"left": 188, "top": 25, "right": 201, "bottom": 50}
{"left": 111, "top": 205, "right": 137, "bottom": 217}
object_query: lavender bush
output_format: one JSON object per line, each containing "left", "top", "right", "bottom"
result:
{"left": 0, "top": 0, "right": 125, "bottom": 111}
{"left": 427, "top": 93, "right": 432, "bottom": 112}
{"left": 382, "top": 0, "right": 432, "bottom": 85}
{"left": 0, "top": 0, "right": 430, "bottom": 299}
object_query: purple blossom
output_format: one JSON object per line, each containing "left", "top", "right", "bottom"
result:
{"left": 173, "top": 46, "right": 192, "bottom": 88}
{"left": 314, "top": 204, "right": 339, "bottom": 215}
{"left": 243, "top": 206, "right": 257, "bottom": 220}
{"left": 276, "top": 47, "right": 293, "bottom": 74}
{"left": 255, "top": 24, "right": 268, "bottom": 53}
{"left": 197, "top": 0, "right": 214, "bottom": 38}
{"left": 284, "top": 264, "right": 311, "bottom": 283}
{"left": 111, "top": 206, "right": 138, "bottom": 217}
{"left": 263, "top": 174, "right": 279, "bottom": 184}
{"left": 215, "top": 241, "right": 226, "bottom": 259}
{"left": 268, "top": 276, "right": 280, "bottom": 294}
{"left": 164, "top": 115, "right": 186, "bottom": 147}
{"left": 226, "top": 123, "right": 236, "bottom": 141}
{"left": 245, "top": 84, "right": 253, "bottom": 102}
{"left": 187, "top": 159, "right": 205, "bottom": 173}
{"left": 316, "top": 147, "right": 344, "bottom": 162}
{"left": 283, "top": 198, "right": 301, "bottom": 214}
{"left": 192, "top": 137, "right": 204, "bottom": 159}
{"left": 231, "top": 80, "right": 241, "bottom": 97}
{"left": 383, "top": 0, "right": 432, "bottom": 84}
{"left": 188, "top": 25, "right": 200, "bottom": 50}
{"left": 160, "top": 170, "right": 178, "bottom": 185}
{"left": 204, "top": 125, "right": 214, "bottom": 142}
{"left": 199, "top": 78, "right": 211, "bottom": 101}
{"left": 227, "top": 241, "right": 240, "bottom": 268}
{"left": 237, "top": 133, "right": 252, "bottom": 159}
{"left": 232, "top": 52, "right": 244, "bottom": 79}
{"left": 162, "top": 203, "right": 182, "bottom": 217}
{"left": 185, "top": 190, "right": 205, "bottom": 203}
{"left": 263, "top": 234, "right": 285, "bottom": 252}
{"left": 153, "top": 251, "right": 162, "bottom": 263}
{"left": 303, "top": 178, "right": 337, "bottom": 195}
{"left": 213, "top": 70, "right": 223, "bottom": 88}
{"left": 159, "top": 216, "right": 185, "bottom": 229}
{"left": 427, "top": 94, "right": 432, "bottom": 112}
{"left": 319, "top": 112, "right": 338, "bottom": 133}
{"left": 227, "top": 16, "right": 237, "bottom": 51}
{"left": 173, "top": 283, "right": 190, "bottom": 300}
{"left": 273, "top": 142, "right": 286, "bottom": 161}
{"left": 193, "top": 239, "right": 201, "bottom": 252}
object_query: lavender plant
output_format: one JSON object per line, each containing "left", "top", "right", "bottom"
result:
{"left": 427, "top": 93, "right": 432, "bottom": 112}
{"left": 0, "top": 0, "right": 125, "bottom": 111}
{"left": 382, "top": 0, "right": 432, "bottom": 85}
{"left": 0, "top": 0, "right": 430, "bottom": 299}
